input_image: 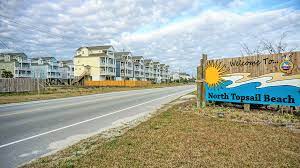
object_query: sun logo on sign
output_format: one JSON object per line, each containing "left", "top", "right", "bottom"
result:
{"left": 205, "top": 61, "right": 227, "bottom": 88}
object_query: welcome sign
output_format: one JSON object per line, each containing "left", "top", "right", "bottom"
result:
{"left": 204, "top": 52, "right": 300, "bottom": 106}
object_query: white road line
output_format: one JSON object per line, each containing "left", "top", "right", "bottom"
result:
{"left": 0, "top": 89, "right": 194, "bottom": 149}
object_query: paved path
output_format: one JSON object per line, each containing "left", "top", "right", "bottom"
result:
{"left": 0, "top": 85, "right": 195, "bottom": 167}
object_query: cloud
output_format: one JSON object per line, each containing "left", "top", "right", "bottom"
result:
{"left": 0, "top": 0, "right": 299, "bottom": 75}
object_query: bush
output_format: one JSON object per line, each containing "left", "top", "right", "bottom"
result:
{"left": 1, "top": 70, "right": 13, "bottom": 78}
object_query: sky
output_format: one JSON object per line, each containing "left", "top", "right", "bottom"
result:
{"left": 0, "top": 0, "right": 300, "bottom": 75}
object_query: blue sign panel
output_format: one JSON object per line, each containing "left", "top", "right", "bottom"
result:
{"left": 205, "top": 73, "right": 300, "bottom": 106}
{"left": 204, "top": 54, "right": 300, "bottom": 107}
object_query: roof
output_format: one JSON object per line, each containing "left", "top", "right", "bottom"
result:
{"left": 31, "top": 57, "right": 56, "bottom": 61}
{"left": 114, "top": 52, "right": 131, "bottom": 57}
{"left": 0, "top": 52, "right": 27, "bottom": 58}
{"left": 74, "top": 53, "right": 107, "bottom": 57}
{"left": 179, "top": 72, "right": 190, "bottom": 76}
{"left": 153, "top": 61, "right": 160, "bottom": 65}
{"left": 89, "top": 53, "right": 107, "bottom": 57}
{"left": 60, "top": 60, "right": 73, "bottom": 63}
{"left": 144, "top": 59, "right": 153, "bottom": 63}
{"left": 114, "top": 52, "right": 132, "bottom": 60}
{"left": 76, "top": 45, "right": 113, "bottom": 51}
{"left": 132, "top": 56, "right": 143, "bottom": 60}
{"left": 0, "top": 60, "right": 15, "bottom": 63}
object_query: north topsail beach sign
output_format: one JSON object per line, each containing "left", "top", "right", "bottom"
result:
{"left": 204, "top": 52, "right": 300, "bottom": 106}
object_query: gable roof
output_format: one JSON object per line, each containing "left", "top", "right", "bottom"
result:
{"left": 115, "top": 51, "right": 131, "bottom": 56}
{"left": 114, "top": 52, "right": 132, "bottom": 60}
{"left": 144, "top": 59, "right": 153, "bottom": 63}
{"left": 76, "top": 45, "right": 114, "bottom": 51}
{"left": 31, "top": 57, "right": 57, "bottom": 61}
{"left": 0, "top": 52, "right": 28, "bottom": 59}
{"left": 60, "top": 60, "right": 73, "bottom": 64}
{"left": 132, "top": 56, "right": 143, "bottom": 60}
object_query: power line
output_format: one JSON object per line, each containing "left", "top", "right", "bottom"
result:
{"left": 0, "top": 14, "right": 74, "bottom": 40}
{"left": 0, "top": 15, "right": 149, "bottom": 61}
{"left": 0, "top": 39, "right": 26, "bottom": 52}
{"left": 0, "top": 39, "right": 9, "bottom": 49}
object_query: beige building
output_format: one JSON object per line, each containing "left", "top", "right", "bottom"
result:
{"left": 74, "top": 45, "right": 116, "bottom": 81}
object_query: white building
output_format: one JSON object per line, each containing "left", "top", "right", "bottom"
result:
{"left": 31, "top": 57, "right": 61, "bottom": 83}
{"left": 132, "top": 56, "right": 145, "bottom": 81}
{"left": 59, "top": 60, "right": 74, "bottom": 84}
{"left": 160, "top": 64, "right": 170, "bottom": 83}
{"left": 144, "top": 59, "right": 154, "bottom": 82}
{"left": 153, "top": 61, "right": 161, "bottom": 83}
{"left": 171, "top": 72, "right": 191, "bottom": 81}
{"left": 115, "top": 52, "right": 134, "bottom": 80}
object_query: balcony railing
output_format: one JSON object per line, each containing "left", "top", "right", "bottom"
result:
{"left": 14, "top": 73, "right": 32, "bottom": 78}
{"left": 15, "top": 66, "right": 31, "bottom": 71}
{"left": 100, "top": 62, "right": 115, "bottom": 67}
{"left": 101, "top": 71, "right": 115, "bottom": 76}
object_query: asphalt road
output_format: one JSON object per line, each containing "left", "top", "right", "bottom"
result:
{"left": 0, "top": 85, "right": 195, "bottom": 168}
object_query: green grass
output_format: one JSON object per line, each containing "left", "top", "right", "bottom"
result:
{"left": 22, "top": 98, "right": 300, "bottom": 168}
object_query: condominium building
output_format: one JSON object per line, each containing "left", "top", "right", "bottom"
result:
{"left": 0, "top": 53, "right": 32, "bottom": 78}
{"left": 171, "top": 72, "right": 192, "bottom": 81}
{"left": 165, "top": 65, "right": 170, "bottom": 81}
{"left": 144, "top": 59, "right": 154, "bottom": 82}
{"left": 153, "top": 61, "right": 161, "bottom": 83}
{"left": 31, "top": 57, "right": 61, "bottom": 83}
{"left": 59, "top": 60, "right": 74, "bottom": 84}
{"left": 74, "top": 45, "right": 116, "bottom": 81}
{"left": 132, "top": 56, "right": 145, "bottom": 81}
{"left": 115, "top": 52, "right": 133, "bottom": 80}
{"left": 160, "top": 64, "right": 170, "bottom": 82}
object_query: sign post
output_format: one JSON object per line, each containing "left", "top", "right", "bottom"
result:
{"left": 197, "top": 54, "right": 207, "bottom": 109}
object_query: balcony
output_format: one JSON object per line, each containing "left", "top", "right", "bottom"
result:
{"left": 48, "top": 74, "right": 61, "bottom": 79}
{"left": 15, "top": 66, "right": 31, "bottom": 71}
{"left": 14, "top": 73, "right": 32, "bottom": 78}
{"left": 48, "top": 68, "right": 60, "bottom": 73}
{"left": 100, "top": 62, "right": 115, "bottom": 67}
{"left": 101, "top": 70, "right": 115, "bottom": 76}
